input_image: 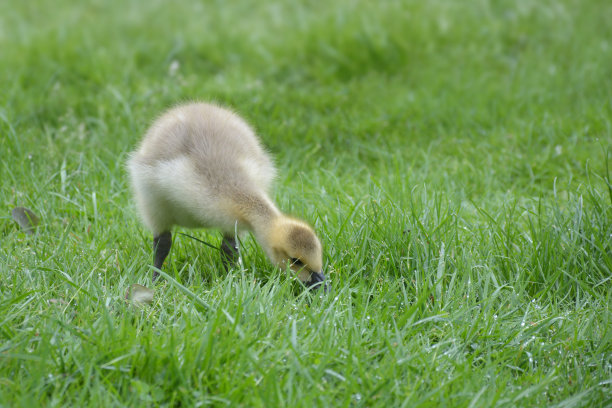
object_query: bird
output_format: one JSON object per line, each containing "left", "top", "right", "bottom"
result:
{"left": 127, "top": 102, "right": 326, "bottom": 290}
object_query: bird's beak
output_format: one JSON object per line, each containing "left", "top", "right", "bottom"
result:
{"left": 306, "top": 271, "right": 329, "bottom": 292}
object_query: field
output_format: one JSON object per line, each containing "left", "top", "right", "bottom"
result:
{"left": 1, "top": 0, "right": 611, "bottom": 406}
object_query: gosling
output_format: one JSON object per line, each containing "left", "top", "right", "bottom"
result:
{"left": 127, "top": 102, "right": 326, "bottom": 290}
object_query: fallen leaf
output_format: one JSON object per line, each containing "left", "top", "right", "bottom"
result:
{"left": 125, "top": 284, "right": 154, "bottom": 305}
{"left": 12, "top": 207, "right": 40, "bottom": 234}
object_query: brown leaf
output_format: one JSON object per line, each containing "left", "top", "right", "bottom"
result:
{"left": 125, "top": 284, "right": 155, "bottom": 305}
{"left": 11, "top": 207, "right": 40, "bottom": 234}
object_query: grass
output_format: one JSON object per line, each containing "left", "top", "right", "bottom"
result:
{"left": 1, "top": 0, "right": 611, "bottom": 406}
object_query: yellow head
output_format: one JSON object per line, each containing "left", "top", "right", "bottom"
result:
{"left": 260, "top": 216, "right": 325, "bottom": 290}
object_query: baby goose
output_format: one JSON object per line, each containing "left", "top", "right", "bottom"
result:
{"left": 127, "top": 102, "right": 326, "bottom": 290}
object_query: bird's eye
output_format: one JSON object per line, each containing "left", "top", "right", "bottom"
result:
{"left": 290, "top": 258, "right": 304, "bottom": 267}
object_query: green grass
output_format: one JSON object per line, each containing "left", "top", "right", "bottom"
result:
{"left": 1, "top": 0, "right": 611, "bottom": 406}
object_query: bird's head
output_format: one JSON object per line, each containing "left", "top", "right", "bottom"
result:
{"left": 260, "top": 216, "right": 326, "bottom": 291}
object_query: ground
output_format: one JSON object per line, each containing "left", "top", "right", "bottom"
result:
{"left": 1, "top": 0, "right": 611, "bottom": 406}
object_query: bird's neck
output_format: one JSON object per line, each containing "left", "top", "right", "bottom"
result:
{"left": 230, "top": 191, "right": 281, "bottom": 236}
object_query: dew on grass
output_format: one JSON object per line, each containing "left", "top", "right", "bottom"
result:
{"left": 352, "top": 393, "right": 362, "bottom": 402}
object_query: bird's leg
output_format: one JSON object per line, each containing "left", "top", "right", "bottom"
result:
{"left": 153, "top": 231, "right": 172, "bottom": 282}
{"left": 220, "top": 235, "right": 239, "bottom": 270}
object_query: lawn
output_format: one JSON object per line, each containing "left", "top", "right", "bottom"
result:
{"left": 1, "top": 0, "right": 611, "bottom": 406}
